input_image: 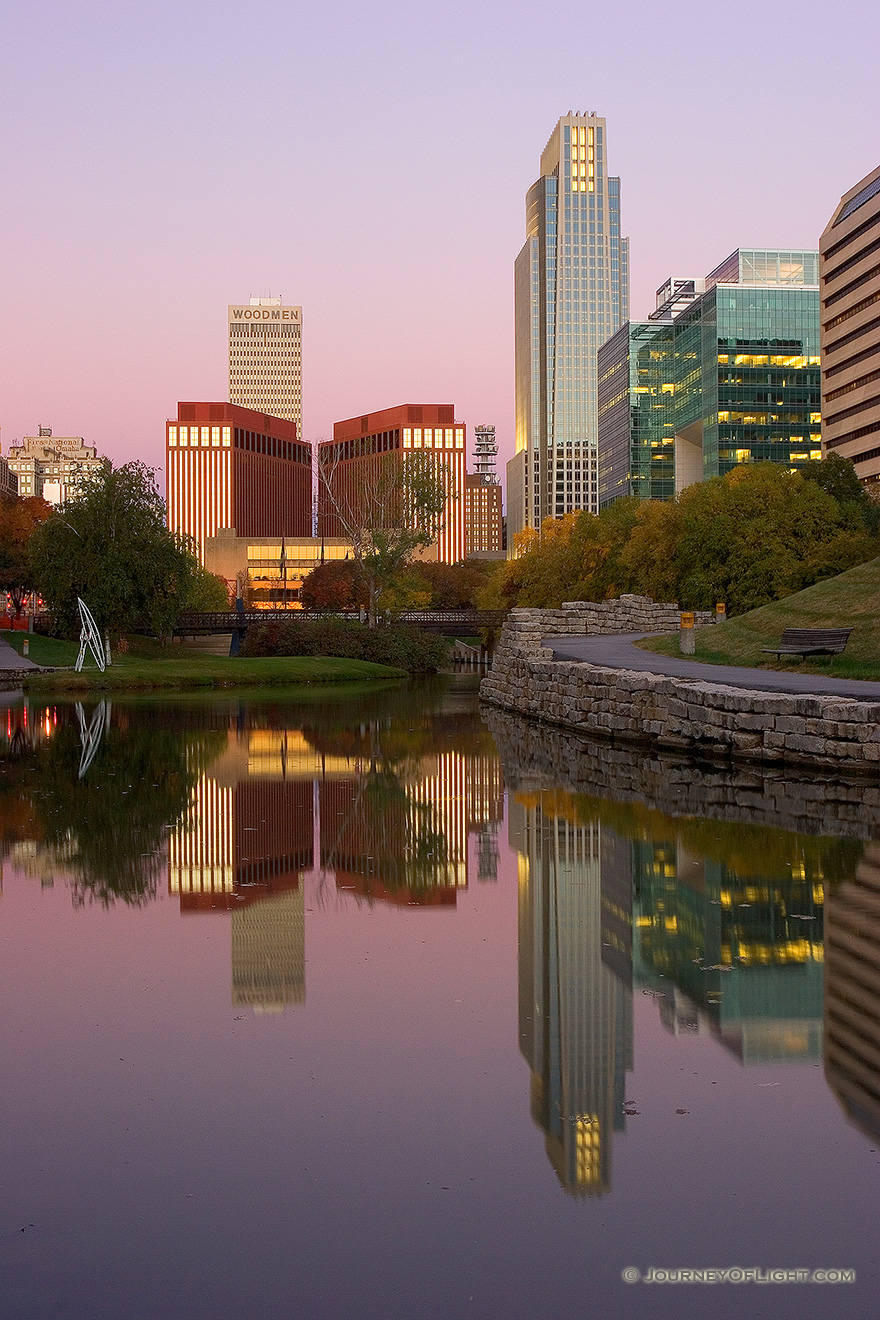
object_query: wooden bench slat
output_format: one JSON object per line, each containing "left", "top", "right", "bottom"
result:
{"left": 762, "top": 627, "right": 852, "bottom": 658}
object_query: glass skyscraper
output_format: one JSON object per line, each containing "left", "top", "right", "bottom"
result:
{"left": 598, "top": 250, "right": 821, "bottom": 505}
{"left": 508, "top": 113, "right": 629, "bottom": 543}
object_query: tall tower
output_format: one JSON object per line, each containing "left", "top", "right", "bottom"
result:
{"left": 508, "top": 112, "right": 629, "bottom": 543}
{"left": 473, "top": 424, "right": 499, "bottom": 484}
{"left": 228, "top": 297, "right": 302, "bottom": 439}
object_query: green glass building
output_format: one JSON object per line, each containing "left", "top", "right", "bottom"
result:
{"left": 598, "top": 249, "right": 821, "bottom": 505}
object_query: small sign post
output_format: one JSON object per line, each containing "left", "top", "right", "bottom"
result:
{"left": 679, "top": 611, "right": 695, "bottom": 655}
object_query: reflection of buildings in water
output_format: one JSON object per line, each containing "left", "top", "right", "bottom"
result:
{"left": 322, "top": 748, "right": 504, "bottom": 907}
{"left": 169, "top": 767, "right": 313, "bottom": 1011}
{"left": 825, "top": 843, "right": 880, "bottom": 1141}
{"left": 511, "top": 795, "right": 633, "bottom": 1197}
{"left": 169, "top": 725, "right": 504, "bottom": 995}
{"left": 633, "top": 840, "right": 825, "bottom": 1063}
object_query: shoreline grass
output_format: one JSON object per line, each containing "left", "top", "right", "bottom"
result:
{"left": 1, "top": 633, "right": 406, "bottom": 691}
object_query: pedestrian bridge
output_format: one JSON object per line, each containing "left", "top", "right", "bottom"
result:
{"left": 174, "top": 609, "right": 508, "bottom": 638}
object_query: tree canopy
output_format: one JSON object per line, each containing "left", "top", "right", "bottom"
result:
{"left": 319, "top": 450, "right": 450, "bottom": 624}
{"left": 0, "top": 494, "right": 52, "bottom": 616}
{"left": 493, "top": 460, "right": 879, "bottom": 615}
{"left": 29, "top": 460, "right": 202, "bottom": 640}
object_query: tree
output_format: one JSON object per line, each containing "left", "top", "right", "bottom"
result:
{"left": 29, "top": 460, "right": 201, "bottom": 642}
{"left": 184, "top": 566, "right": 231, "bottom": 612}
{"left": 0, "top": 495, "right": 52, "bottom": 617}
{"left": 301, "top": 558, "right": 367, "bottom": 612}
{"left": 410, "top": 559, "right": 496, "bottom": 609}
{"left": 318, "top": 449, "right": 450, "bottom": 625}
{"left": 801, "top": 453, "right": 880, "bottom": 534}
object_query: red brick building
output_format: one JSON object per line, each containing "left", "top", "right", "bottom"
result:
{"left": 166, "top": 402, "right": 311, "bottom": 561}
{"left": 464, "top": 474, "right": 503, "bottom": 556}
{"left": 318, "top": 404, "right": 466, "bottom": 564}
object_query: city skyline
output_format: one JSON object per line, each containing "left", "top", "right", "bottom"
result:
{"left": 0, "top": 1, "right": 872, "bottom": 488}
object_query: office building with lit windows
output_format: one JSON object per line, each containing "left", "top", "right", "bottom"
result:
{"left": 821, "top": 166, "right": 880, "bottom": 493}
{"left": 318, "top": 404, "right": 467, "bottom": 563}
{"left": 508, "top": 112, "right": 629, "bottom": 544}
{"left": 228, "top": 298, "right": 302, "bottom": 441}
{"left": 165, "top": 401, "right": 312, "bottom": 562}
{"left": 598, "top": 249, "right": 821, "bottom": 505}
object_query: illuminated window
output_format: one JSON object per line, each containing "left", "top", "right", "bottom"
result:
{"left": 168, "top": 427, "right": 177, "bottom": 445}
{"left": 211, "top": 427, "right": 220, "bottom": 445}
{"left": 222, "top": 427, "right": 231, "bottom": 446}
{"left": 455, "top": 428, "right": 464, "bottom": 449}
{"left": 201, "top": 426, "right": 210, "bottom": 443}
{"left": 444, "top": 428, "right": 453, "bottom": 447}
{"left": 413, "top": 428, "right": 422, "bottom": 448}
{"left": 403, "top": 428, "right": 412, "bottom": 449}
{"left": 179, "top": 429, "right": 188, "bottom": 446}
{"left": 810, "top": 449, "right": 822, "bottom": 460}
{"left": 735, "top": 449, "right": 751, "bottom": 463}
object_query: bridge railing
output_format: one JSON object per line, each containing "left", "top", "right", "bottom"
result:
{"left": 174, "top": 609, "right": 508, "bottom": 634}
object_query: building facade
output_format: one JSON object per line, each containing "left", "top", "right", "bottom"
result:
{"left": 508, "top": 111, "right": 630, "bottom": 544}
{"left": 2, "top": 427, "right": 102, "bottom": 504}
{"left": 0, "top": 453, "right": 17, "bottom": 499}
{"left": 464, "top": 474, "right": 503, "bottom": 556}
{"left": 319, "top": 404, "right": 466, "bottom": 564}
{"left": 166, "top": 402, "right": 311, "bottom": 562}
{"left": 598, "top": 249, "right": 821, "bottom": 505}
{"left": 203, "top": 529, "right": 352, "bottom": 607}
{"left": 228, "top": 297, "right": 302, "bottom": 441}
{"left": 820, "top": 166, "right": 880, "bottom": 493}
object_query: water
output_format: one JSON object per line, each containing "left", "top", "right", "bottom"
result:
{"left": 1, "top": 677, "right": 878, "bottom": 1319}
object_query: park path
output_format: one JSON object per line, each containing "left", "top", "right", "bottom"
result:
{"left": 0, "top": 635, "right": 39, "bottom": 671}
{"left": 545, "top": 633, "right": 880, "bottom": 700}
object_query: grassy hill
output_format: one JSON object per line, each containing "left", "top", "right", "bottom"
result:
{"left": 638, "top": 557, "right": 880, "bottom": 680}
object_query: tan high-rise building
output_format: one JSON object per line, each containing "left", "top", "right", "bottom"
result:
{"left": 228, "top": 297, "right": 302, "bottom": 439}
{"left": 820, "top": 167, "right": 880, "bottom": 493}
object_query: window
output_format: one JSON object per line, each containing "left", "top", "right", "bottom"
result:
{"left": 168, "top": 426, "right": 177, "bottom": 445}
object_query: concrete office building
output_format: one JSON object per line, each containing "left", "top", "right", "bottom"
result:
{"left": 820, "top": 166, "right": 880, "bottom": 493}
{"left": 319, "top": 404, "right": 467, "bottom": 564}
{"left": 598, "top": 249, "right": 821, "bottom": 504}
{"left": 508, "top": 112, "right": 629, "bottom": 544}
{"left": 2, "top": 427, "right": 102, "bottom": 504}
{"left": 165, "top": 402, "right": 312, "bottom": 562}
{"left": 203, "top": 529, "right": 352, "bottom": 607}
{"left": 228, "top": 297, "right": 302, "bottom": 441}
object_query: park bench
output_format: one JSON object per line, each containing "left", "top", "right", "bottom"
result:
{"left": 763, "top": 628, "right": 852, "bottom": 658}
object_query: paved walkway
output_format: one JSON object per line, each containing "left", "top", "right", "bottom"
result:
{"left": 545, "top": 633, "right": 880, "bottom": 700}
{"left": 0, "top": 634, "right": 39, "bottom": 671}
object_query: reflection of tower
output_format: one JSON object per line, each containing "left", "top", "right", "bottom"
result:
{"left": 168, "top": 762, "right": 313, "bottom": 1010}
{"left": 825, "top": 843, "right": 880, "bottom": 1140}
{"left": 633, "top": 838, "right": 824, "bottom": 1062}
{"left": 232, "top": 889, "right": 305, "bottom": 1011}
{"left": 512, "top": 794, "right": 633, "bottom": 1197}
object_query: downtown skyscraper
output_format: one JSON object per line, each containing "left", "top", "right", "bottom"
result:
{"left": 508, "top": 113, "right": 629, "bottom": 541}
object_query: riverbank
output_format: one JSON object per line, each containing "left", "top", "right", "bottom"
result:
{"left": 480, "top": 601, "right": 880, "bottom": 771}
{"left": 0, "top": 629, "right": 406, "bottom": 690}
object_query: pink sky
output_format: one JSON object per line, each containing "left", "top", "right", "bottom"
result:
{"left": 1, "top": 0, "right": 877, "bottom": 491}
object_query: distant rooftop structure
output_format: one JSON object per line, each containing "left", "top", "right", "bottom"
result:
{"left": 473, "top": 424, "right": 499, "bottom": 484}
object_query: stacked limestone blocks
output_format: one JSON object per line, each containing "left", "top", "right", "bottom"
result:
{"left": 480, "top": 598, "right": 880, "bottom": 771}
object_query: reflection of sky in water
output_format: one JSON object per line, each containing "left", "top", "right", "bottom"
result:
{"left": 0, "top": 681, "right": 878, "bottom": 1319}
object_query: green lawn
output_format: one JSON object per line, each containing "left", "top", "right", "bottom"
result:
{"left": 636, "top": 557, "right": 880, "bottom": 681}
{"left": 2, "top": 630, "right": 405, "bottom": 690}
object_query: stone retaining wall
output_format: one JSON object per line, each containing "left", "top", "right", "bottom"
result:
{"left": 503, "top": 594, "right": 714, "bottom": 656}
{"left": 484, "top": 707, "right": 880, "bottom": 838}
{"left": 480, "top": 601, "right": 880, "bottom": 771}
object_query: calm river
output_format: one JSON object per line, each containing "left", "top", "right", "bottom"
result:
{"left": 1, "top": 676, "right": 878, "bottom": 1319}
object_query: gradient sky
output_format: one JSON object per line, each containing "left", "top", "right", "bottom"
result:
{"left": 1, "top": 0, "right": 877, "bottom": 490}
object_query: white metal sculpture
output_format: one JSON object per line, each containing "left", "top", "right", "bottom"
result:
{"left": 75, "top": 597, "right": 106, "bottom": 672}
{"left": 76, "top": 700, "right": 110, "bottom": 777}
